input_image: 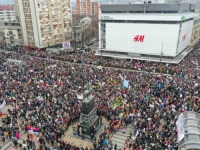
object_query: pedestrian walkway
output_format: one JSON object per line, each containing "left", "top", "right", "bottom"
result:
{"left": 110, "top": 125, "right": 135, "bottom": 149}
{"left": 1, "top": 131, "right": 25, "bottom": 150}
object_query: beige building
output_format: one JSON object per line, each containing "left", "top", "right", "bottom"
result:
{"left": 190, "top": 16, "right": 200, "bottom": 47}
{"left": 0, "top": 21, "right": 23, "bottom": 46}
{"left": 16, "top": 0, "right": 72, "bottom": 48}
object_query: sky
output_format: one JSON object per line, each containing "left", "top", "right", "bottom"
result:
{"left": 1, "top": 0, "right": 13, "bottom": 4}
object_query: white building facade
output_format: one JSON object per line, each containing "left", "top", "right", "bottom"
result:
{"left": 98, "top": 3, "right": 197, "bottom": 59}
{"left": 0, "top": 5, "right": 17, "bottom": 22}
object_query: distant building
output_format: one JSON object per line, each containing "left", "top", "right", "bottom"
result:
{"left": 16, "top": 0, "right": 72, "bottom": 48}
{"left": 0, "top": 5, "right": 17, "bottom": 21}
{"left": 0, "top": 20, "right": 23, "bottom": 46}
{"left": 91, "top": 2, "right": 99, "bottom": 17}
{"left": 76, "top": 0, "right": 99, "bottom": 19}
{"left": 190, "top": 16, "right": 200, "bottom": 47}
{"left": 76, "top": 0, "right": 91, "bottom": 18}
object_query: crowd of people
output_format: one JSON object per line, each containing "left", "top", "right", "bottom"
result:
{"left": 0, "top": 45, "right": 199, "bottom": 150}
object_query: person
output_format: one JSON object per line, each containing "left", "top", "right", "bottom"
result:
{"left": 11, "top": 135, "right": 15, "bottom": 146}
{"left": 29, "top": 134, "right": 33, "bottom": 141}
{"left": 122, "top": 126, "right": 126, "bottom": 134}
{"left": 15, "top": 131, "right": 20, "bottom": 139}
{"left": 72, "top": 126, "right": 76, "bottom": 135}
{"left": 114, "top": 143, "right": 117, "bottom": 150}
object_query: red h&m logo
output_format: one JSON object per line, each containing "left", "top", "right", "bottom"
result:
{"left": 182, "top": 34, "right": 186, "bottom": 41}
{"left": 134, "top": 35, "right": 145, "bottom": 42}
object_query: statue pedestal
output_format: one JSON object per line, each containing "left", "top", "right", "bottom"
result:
{"left": 78, "top": 82, "right": 102, "bottom": 139}
{"left": 78, "top": 116, "right": 101, "bottom": 138}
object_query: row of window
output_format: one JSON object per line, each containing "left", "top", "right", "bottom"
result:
{"left": 101, "top": 18, "right": 193, "bottom": 24}
{"left": 102, "top": 10, "right": 195, "bottom": 13}
{"left": 0, "top": 12, "right": 15, "bottom": 14}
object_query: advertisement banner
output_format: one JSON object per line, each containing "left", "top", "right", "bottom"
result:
{"left": 62, "top": 41, "right": 71, "bottom": 49}
{"left": 176, "top": 113, "right": 185, "bottom": 142}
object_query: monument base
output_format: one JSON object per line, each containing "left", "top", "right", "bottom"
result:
{"left": 70, "top": 121, "right": 105, "bottom": 141}
{"left": 78, "top": 116, "right": 102, "bottom": 137}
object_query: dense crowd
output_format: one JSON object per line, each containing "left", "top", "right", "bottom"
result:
{"left": 6, "top": 45, "right": 200, "bottom": 76}
{"left": 0, "top": 45, "right": 200, "bottom": 150}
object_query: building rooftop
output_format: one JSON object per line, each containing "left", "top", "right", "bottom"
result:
{"left": 100, "top": 3, "right": 196, "bottom": 13}
{"left": 100, "top": 12, "right": 196, "bottom": 21}
{"left": 0, "top": 5, "right": 14, "bottom": 11}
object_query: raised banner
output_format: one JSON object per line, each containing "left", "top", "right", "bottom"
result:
{"left": 62, "top": 41, "right": 71, "bottom": 49}
{"left": 0, "top": 100, "right": 6, "bottom": 110}
{"left": 176, "top": 113, "right": 185, "bottom": 142}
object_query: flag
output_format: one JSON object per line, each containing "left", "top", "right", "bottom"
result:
{"left": 191, "top": 60, "right": 198, "bottom": 66}
{"left": 29, "top": 68, "right": 34, "bottom": 72}
{"left": 122, "top": 79, "right": 129, "bottom": 88}
{"left": 26, "top": 125, "right": 39, "bottom": 134}
{"left": 135, "top": 63, "right": 142, "bottom": 70}
{"left": 29, "top": 56, "right": 34, "bottom": 60}
{"left": 0, "top": 100, "right": 6, "bottom": 110}
{"left": 135, "top": 130, "right": 139, "bottom": 137}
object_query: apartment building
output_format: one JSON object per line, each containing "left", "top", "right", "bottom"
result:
{"left": 0, "top": 21, "right": 23, "bottom": 46}
{"left": 190, "top": 16, "right": 200, "bottom": 47}
{"left": 16, "top": 0, "right": 72, "bottom": 48}
{"left": 76, "top": 0, "right": 99, "bottom": 18}
{"left": 91, "top": 2, "right": 99, "bottom": 17}
{"left": 0, "top": 5, "right": 17, "bottom": 21}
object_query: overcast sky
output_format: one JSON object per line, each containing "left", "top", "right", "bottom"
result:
{"left": 1, "top": 0, "right": 13, "bottom": 4}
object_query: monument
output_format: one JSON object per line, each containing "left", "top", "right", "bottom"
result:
{"left": 78, "top": 82, "right": 102, "bottom": 138}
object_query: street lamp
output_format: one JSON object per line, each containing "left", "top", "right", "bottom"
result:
{"left": 160, "top": 42, "right": 163, "bottom": 62}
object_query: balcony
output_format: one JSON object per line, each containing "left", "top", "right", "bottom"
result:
{"left": 53, "top": 22, "right": 61, "bottom": 25}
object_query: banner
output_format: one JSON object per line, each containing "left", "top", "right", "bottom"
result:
{"left": 77, "top": 95, "right": 83, "bottom": 100}
{"left": 47, "top": 64, "right": 57, "bottom": 69}
{"left": 0, "top": 100, "right": 6, "bottom": 110}
{"left": 176, "top": 113, "right": 185, "bottom": 142}
{"left": 62, "top": 41, "right": 71, "bottom": 49}
{"left": 135, "top": 63, "right": 142, "bottom": 70}
{"left": 27, "top": 125, "right": 39, "bottom": 134}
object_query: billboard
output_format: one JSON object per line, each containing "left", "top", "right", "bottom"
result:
{"left": 62, "top": 41, "right": 71, "bottom": 49}
{"left": 176, "top": 113, "right": 185, "bottom": 142}
{"left": 105, "top": 22, "right": 192, "bottom": 57}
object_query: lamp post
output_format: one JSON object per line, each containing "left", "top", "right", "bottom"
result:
{"left": 160, "top": 42, "right": 163, "bottom": 62}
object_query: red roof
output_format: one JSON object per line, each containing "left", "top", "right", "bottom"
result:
{"left": 0, "top": 5, "right": 14, "bottom": 11}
